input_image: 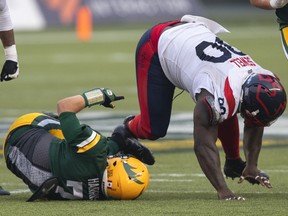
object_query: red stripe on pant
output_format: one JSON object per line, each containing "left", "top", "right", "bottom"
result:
{"left": 129, "top": 20, "right": 179, "bottom": 140}
{"left": 132, "top": 40, "right": 154, "bottom": 139}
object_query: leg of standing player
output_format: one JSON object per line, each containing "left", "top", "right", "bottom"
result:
{"left": 128, "top": 25, "right": 176, "bottom": 140}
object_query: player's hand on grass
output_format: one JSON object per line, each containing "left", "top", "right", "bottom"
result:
{"left": 225, "top": 196, "right": 245, "bottom": 201}
{"left": 100, "top": 88, "right": 124, "bottom": 108}
{"left": 238, "top": 167, "right": 272, "bottom": 188}
{"left": 217, "top": 190, "right": 245, "bottom": 201}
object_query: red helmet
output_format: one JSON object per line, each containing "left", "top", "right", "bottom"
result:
{"left": 240, "top": 73, "right": 287, "bottom": 127}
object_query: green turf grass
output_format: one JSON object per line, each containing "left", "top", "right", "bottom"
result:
{"left": 0, "top": 22, "right": 288, "bottom": 215}
{"left": 1, "top": 144, "right": 288, "bottom": 216}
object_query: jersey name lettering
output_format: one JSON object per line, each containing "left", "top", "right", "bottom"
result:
{"left": 88, "top": 178, "right": 100, "bottom": 200}
{"left": 230, "top": 56, "right": 256, "bottom": 68}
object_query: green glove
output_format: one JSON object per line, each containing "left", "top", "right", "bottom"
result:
{"left": 100, "top": 88, "right": 124, "bottom": 108}
{"left": 82, "top": 88, "right": 124, "bottom": 108}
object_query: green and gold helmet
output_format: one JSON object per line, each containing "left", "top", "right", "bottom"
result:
{"left": 102, "top": 155, "right": 149, "bottom": 200}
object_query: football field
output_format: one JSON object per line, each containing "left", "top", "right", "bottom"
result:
{"left": 0, "top": 21, "right": 288, "bottom": 215}
{"left": 1, "top": 144, "right": 288, "bottom": 215}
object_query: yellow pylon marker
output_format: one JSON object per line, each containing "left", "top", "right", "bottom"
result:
{"left": 76, "top": 6, "right": 93, "bottom": 41}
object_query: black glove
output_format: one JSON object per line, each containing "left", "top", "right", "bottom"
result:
{"left": 1, "top": 60, "right": 19, "bottom": 82}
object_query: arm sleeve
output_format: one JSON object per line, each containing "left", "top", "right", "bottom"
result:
{"left": 59, "top": 112, "right": 108, "bottom": 155}
{"left": 58, "top": 112, "right": 83, "bottom": 143}
{"left": 0, "top": 0, "right": 13, "bottom": 31}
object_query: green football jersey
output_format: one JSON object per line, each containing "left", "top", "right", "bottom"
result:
{"left": 49, "top": 112, "right": 108, "bottom": 200}
{"left": 4, "top": 112, "right": 110, "bottom": 200}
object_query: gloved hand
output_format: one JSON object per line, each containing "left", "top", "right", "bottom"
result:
{"left": 1, "top": 60, "right": 19, "bottom": 81}
{"left": 82, "top": 88, "right": 124, "bottom": 108}
{"left": 100, "top": 88, "right": 124, "bottom": 108}
{"left": 1, "top": 45, "right": 19, "bottom": 82}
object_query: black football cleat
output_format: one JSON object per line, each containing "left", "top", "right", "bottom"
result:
{"left": 112, "top": 125, "right": 155, "bottom": 165}
{"left": 111, "top": 115, "right": 155, "bottom": 165}
{"left": 124, "top": 137, "right": 155, "bottom": 165}
{"left": 123, "top": 115, "right": 136, "bottom": 138}
{"left": 0, "top": 186, "right": 10, "bottom": 195}
{"left": 224, "top": 158, "right": 246, "bottom": 179}
{"left": 27, "top": 177, "right": 58, "bottom": 202}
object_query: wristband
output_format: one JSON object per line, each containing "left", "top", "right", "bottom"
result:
{"left": 81, "top": 88, "right": 104, "bottom": 107}
{"left": 4, "top": 44, "right": 18, "bottom": 62}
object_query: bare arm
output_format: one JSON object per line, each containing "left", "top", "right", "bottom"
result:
{"left": 238, "top": 124, "right": 272, "bottom": 187}
{"left": 240, "top": 125, "right": 271, "bottom": 187}
{"left": 57, "top": 95, "right": 86, "bottom": 115}
{"left": 193, "top": 90, "right": 239, "bottom": 200}
{"left": 0, "top": 29, "right": 15, "bottom": 47}
{"left": 57, "top": 88, "right": 124, "bottom": 115}
{"left": 243, "top": 125, "right": 263, "bottom": 168}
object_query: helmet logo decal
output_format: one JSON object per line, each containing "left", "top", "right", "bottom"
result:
{"left": 123, "top": 161, "right": 144, "bottom": 185}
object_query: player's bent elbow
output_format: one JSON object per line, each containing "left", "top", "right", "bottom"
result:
{"left": 57, "top": 99, "right": 67, "bottom": 115}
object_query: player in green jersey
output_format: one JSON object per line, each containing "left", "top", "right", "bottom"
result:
{"left": 3, "top": 87, "right": 154, "bottom": 201}
{"left": 250, "top": 0, "right": 288, "bottom": 58}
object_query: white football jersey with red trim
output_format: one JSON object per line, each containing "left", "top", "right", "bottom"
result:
{"left": 158, "top": 19, "right": 274, "bottom": 122}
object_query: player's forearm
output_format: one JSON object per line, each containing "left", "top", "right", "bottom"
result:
{"left": 0, "top": 29, "right": 15, "bottom": 47}
{"left": 243, "top": 125, "right": 264, "bottom": 167}
{"left": 57, "top": 95, "right": 86, "bottom": 115}
{"left": 193, "top": 96, "right": 228, "bottom": 194}
{"left": 194, "top": 139, "right": 228, "bottom": 191}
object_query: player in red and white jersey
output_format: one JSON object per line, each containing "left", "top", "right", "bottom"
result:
{"left": 158, "top": 15, "right": 275, "bottom": 122}
{"left": 114, "top": 15, "right": 287, "bottom": 200}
